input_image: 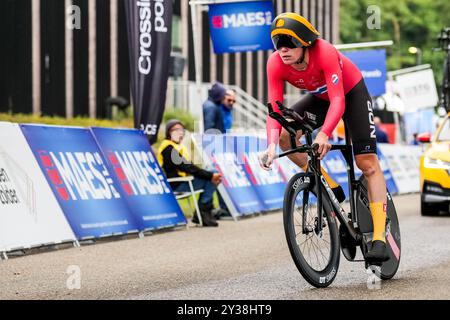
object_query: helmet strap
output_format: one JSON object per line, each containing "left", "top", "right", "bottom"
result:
{"left": 295, "top": 48, "right": 307, "bottom": 66}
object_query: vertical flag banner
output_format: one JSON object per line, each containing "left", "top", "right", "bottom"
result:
{"left": 20, "top": 125, "right": 139, "bottom": 239}
{"left": 208, "top": 0, "right": 275, "bottom": 54}
{"left": 124, "top": 0, "right": 173, "bottom": 144}
{"left": 0, "top": 123, "right": 75, "bottom": 252}
{"left": 91, "top": 127, "right": 186, "bottom": 230}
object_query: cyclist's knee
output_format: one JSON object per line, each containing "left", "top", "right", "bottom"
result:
{"left": 279, "top": 129, "right": 302, "bottom": 151}
{"left": 356, "top": 156, "right": 381, "bottom": 178}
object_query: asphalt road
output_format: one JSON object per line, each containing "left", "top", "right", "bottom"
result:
{"left": 1, "top": 193, "right": 450, "bottom": 300}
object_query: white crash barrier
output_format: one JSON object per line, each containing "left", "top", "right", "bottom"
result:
{"left": 0, "top": 122, "right": 76, "bottom": 254}
{"left": 378, "top": 144, "right": 423, "bottom": 194}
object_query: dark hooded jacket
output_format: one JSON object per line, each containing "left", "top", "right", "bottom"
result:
{"left": 203, "top": 83, "right": 226, "bottom": 133}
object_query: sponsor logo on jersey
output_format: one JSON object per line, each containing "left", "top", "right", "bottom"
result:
{"left": 331, "top": 74, "right": 339, "bottom": 85}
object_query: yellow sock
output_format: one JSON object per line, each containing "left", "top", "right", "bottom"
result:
{"left": 300, "top": 164, "right": 340, "bottom": 189}
{"left": 370, "top": 202, "right": 387, "bottom": 243}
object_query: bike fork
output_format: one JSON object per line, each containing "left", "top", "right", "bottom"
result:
{"left": 316, "top": 159, "right": 324, "bottom": 235}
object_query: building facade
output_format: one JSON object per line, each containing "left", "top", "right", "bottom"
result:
{"left": 0, "top": 0, "right": 340, "bottom": 118}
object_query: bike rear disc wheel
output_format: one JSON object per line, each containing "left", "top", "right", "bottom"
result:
{"left": 380, "top": 192, "right": 401, "bottom": 280}
{"left": 358, "top": 176, "right": 401, "bottom": 280}
{"left": 284, "top": 173, "right": 340, "bottom": 288}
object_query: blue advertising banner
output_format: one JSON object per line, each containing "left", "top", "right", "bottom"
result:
{"left": 237, "top": 135, "right": 286, "bottom": 210}
{"left": 201, "top": 134, "right": 264, "bottom": 215}
{"left": 196, "top": 134, "right": 398, "bottom": 214}
{"left": 343, "top": 49, "right": 387, "bottom": 96}
{"left": 276, "top": 156, "right": 300, "bottom": 182}
{"left": 20, "top": 125, "right": 139, "bottom": 239}
{"left": 91, "top": 128, "right": 187, "bottom": 230}
{"left": 208, "top": 0, "right": 274, "bottom": 54}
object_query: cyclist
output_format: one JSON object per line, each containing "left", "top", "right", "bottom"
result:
{"left": 259, "top": 12, "right": 389, "bottom": 262}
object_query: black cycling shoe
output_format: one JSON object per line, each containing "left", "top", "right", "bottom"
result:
{"left": 365, "top": 240, "right": 389, "bottom": 264}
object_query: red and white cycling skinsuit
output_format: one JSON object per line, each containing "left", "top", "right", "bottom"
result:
{"left": 267, "top": 39, "right": 364, "bottom": 145}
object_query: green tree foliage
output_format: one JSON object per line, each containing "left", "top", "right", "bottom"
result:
{"left": 340, "top": 0, "right": 450, "bottom": 85}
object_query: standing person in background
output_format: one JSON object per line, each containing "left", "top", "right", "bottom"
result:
{"left": 221, "top": 89, "right": 236, "bottom": 132}
{"left": 411, "top": 133, "right": 419, "bottom": 145}
{"left": 374, "top": 117, "right": 389, "bottom": 143}
{"left": 202, "top": 83, "right": 233, "bottom": 218}
{"left": 203, "top": 82, "right": 226, "bottom": 133}
{"left": 213, "top": 89, "right": 236, "bottom": 219}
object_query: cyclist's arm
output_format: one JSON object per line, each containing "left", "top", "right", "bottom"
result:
{"left": 267, "top": 54, "right": 285, "bottom": 145}
{"left": 319, "top": 48, "right": 346, "bottom": 138}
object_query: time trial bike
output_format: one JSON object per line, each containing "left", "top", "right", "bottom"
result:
{"left": 266, "top": 101, "right": 401, "bottom": 288}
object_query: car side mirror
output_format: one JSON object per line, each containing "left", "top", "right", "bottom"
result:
{"left": 417, "top": 132, "right": 432, "bottom": 143}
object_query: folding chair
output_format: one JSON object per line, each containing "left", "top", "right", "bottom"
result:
{"left": 168, "top": 176, "right": 204, "bottom": 227}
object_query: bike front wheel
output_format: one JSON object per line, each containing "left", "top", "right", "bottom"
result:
{"left": 283, "top": 173, "right": 341, "bottom": 288}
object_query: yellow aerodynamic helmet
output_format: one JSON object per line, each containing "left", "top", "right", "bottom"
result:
{"left": 271, "top": 12, "right": 320, "bottom": 49}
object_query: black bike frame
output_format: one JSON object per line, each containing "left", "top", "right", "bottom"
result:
{"left": 312, "top": 126, "right": 362, "bottom": 243}
{"left": 273, "top": 116, "right": 363, "bottom": 244}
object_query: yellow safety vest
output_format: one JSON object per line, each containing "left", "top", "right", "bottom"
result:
{"left": 157, "top": 139, "right": 190, "bottom": 177}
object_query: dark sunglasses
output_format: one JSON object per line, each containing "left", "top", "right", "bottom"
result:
{"left": 272, "top": 34, "right": 303, "bottom": 50}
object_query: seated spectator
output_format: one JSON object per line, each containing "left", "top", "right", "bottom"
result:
{"left": 157, "top": 119, "right": 222, "bottom": 227}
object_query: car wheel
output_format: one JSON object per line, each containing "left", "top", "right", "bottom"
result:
{"left": 421, "top": 198, "right": 440, "bottom": 216}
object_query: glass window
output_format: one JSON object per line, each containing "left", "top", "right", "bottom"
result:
{"left": 171, "top": 15, "right": 181, "bottom": 51}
